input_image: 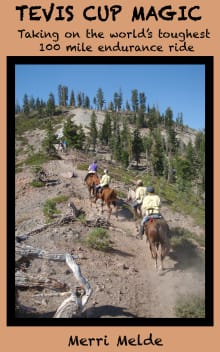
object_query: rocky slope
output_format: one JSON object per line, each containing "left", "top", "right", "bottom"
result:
{"left": 15, "top": 148, "right": 205, "bottom": 319}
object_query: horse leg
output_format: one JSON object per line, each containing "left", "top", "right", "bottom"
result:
{"left": 133, "top": 208, "right": 138, "bottom": 221}
{"left": 159, "top": 244, "right": 168, "bottom": 271}
{"left": 88, "top": 186, "right": 93, "bottom": 199}
{"left": 139, "top": 207, "right": 142, "bottom": 218}
{"left": 156, "top": 244, "right": 163, "bottom": 271}
{"left": 100, "top": 200, "right": 104, "bottom": 213}
{"left": 114, "top": 204, "right": 118, "bottom": 219}
{"left": 150, "top": 242, "right": 158, "bottom": 270}
{"left": 159, "top": 256, "right": 164, "bottom": 271}
{"left": 91, "top": 184, "right": 95, "bottom": 197}
{"left": 107, "top": 202, "right": 112, "bottom": 220}
{"left": 94, "top": 197, "right": 99, "bottom": 211}
{"left": 112, "top": 200, "right": 118, "bottom": 219}
{"left": 136, "top": 205, "right": 141, "bottom": 219}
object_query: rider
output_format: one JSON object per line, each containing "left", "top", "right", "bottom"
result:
{"left": 138, "top": 186, "right": 162, "bottom": 239}
{"left": 84, "top": 160, "right": 98, "bottom": 182}
{"left": 96, "top": 169, "right": 111, "bottom": 193}
{"left": 132, "top": 180, "right": 146, "bottom": 213}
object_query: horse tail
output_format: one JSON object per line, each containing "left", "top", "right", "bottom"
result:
{"left": 110, "top": 189, "right": 117, "bottom": 198}
{"left": 158, "top": 221, "right": 170, "bottom": 257}
{"left": 111, "top": 190, "right": 117, "bottom": 203}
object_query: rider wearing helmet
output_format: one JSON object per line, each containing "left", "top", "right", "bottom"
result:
{"left": 138, "top": 186, "right": 162, "bottom": 239}
{"left": 84, "top": 160, "right": 98, "bottom": 182}
{"left": 88, "top": 160, "right": 98, "bottom": 173}
{"left": 132, "top": 179, "right": 146, "bottom": 210}
{"left": 96, "top": 169, "right": 111, "bottom": 192}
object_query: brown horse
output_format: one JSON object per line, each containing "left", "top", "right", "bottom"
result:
{"left": 85, "top": 173, "right": 100, "bottom": 197}
{"left": 144, "top": 218, "right": 170, "bottom": 271}
{"left": 93, "top": 186, "right": 118, "bottom": 220}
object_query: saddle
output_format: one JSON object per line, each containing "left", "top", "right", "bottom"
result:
{"left": 148, "top": 213, "right": 163, "bottom": 219}
{"left": 98, "top": 185, "right": 109, "bottom": 192}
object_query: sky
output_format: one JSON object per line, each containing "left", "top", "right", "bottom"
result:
{"left": 15, "top": 64, "right": 205, "bottom": 130}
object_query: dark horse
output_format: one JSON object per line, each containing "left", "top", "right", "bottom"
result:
{"left": 144, "top": 218, "right": 170, "bottom": 271}
{"left": 85, "top": 173, "right": 100, "bottom": 197}
{"left": 93, "top": 186, "right": 118, "bottom": 220}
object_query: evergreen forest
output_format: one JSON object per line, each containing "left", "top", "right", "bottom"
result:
{"left": 15, "top": 84, "right": 206, "bottom": 224}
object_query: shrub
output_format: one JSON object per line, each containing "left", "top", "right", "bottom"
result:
{"left": 175, "top": 295, "right": 205, "bottom": 318}
{"left": 85, "top": 228, "right": 110, "bottom": 251}
{"left": 43, "top": 199, "right": 60, "bottom": 219}
{"left": 43, "top": 196, "right": 68, "bottom": 220}
{"left": 30, "top": 180, "right": 45, "bottom": 188}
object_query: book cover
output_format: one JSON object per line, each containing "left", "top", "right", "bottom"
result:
{"left": 0, "top": 1, "right": 217, "bottom": 352}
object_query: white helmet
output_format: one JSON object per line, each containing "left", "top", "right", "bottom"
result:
{"left": 104, "top": 169, "right": 108, "bottom": 174}
{"left": 137, "top": 179, "right": 143, "bottom": 186}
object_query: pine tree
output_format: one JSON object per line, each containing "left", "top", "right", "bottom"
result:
{"left": 185, "top": 141, "right": 197, "bottom": 181}
{"left": 125, "top": 100, "right": 131, "bottom": 111}
{"left": 83, "top": 96, "right": 90, "bottom": 109}
{"left": 139, "top": 92, "right": 146, "bottom": 112}
{"left": 23, "top": 94, "right": 30, "bottom": 116}
{"left": 99, "top": 112, "right": 112, "bottom": 145}
{"left": 58, "top": 85, "right": 68, "bottom": 106}
{"left": 111, "top": 124, "right": 121, "bottom": 161}
{"left": 77, "top": 92, "right": 82, "bottom": 107}
{"left": 63, "top": 117, "right": 79, "bottom": 148}
{"left": 113, "top": 89, "right": 123, "bottom": 111}
{"left": 108, "top": 101, "right": 114, "bottom": 111}
{"left": 35, "top": 97, "right": 44, "bottom": 118}
{"left": 42, "top": 119, "right": 58, "bottom": 155}
{"left": 167, "top": 125, "right": 179, "bottom": 154}
{"left": 151, "top": 129, "right": 165, "bottom": 176}
{"left": 131, "top": 89, "right": 139, "bottom": 112}
{"left": 88, "top": 111, "right": 98, "bottom": 150}
{"left": 132, "top": 128, "right": 143, "bottom": 167}
{"left": 136, "top": 110, "right": 145, "bottom": 128}
{"left": 147, "top": 106, "right": 159, "bottom": 130}
{"left": 29, "top": 96, "right": 35, "bottom": 111}
{"left": 174, "top": 156, "right": 192, "bottom": 192}
{"left": 96, "top": 88, "right": 105, "bottom": 110}
{"left": 164, "top": 107, "right": 174, "bottom": 130}
{"left": 58, "top": 84, "right": 62, "bottom": 106}
{"left": 46, "top": 93, "right": 55, "bottom": 116}
{"left": 62, "top": 86, "right": 68, "bottom": 106}
{"left": 143, "top": 134, "right": 154, "bottom": 174}
{"left": 120, "top": 118, "right": 132, "bottom": 167}
{"left": 69, "top": 90, "right": 75, "bottom": 107}
{"left": 74, "top": 124, "right": 86, "bottom": 150}
{"left": 176, "top": 112, "right": 184, "bottom": 130}
{"left": 93, "top": 97, "right": 97, "bottom": 110}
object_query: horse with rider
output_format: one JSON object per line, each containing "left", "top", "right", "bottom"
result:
{"left": 84, "top": 160, "right": 99, "bottom": 197}
{"left": 85, "top": 163, "right": 117, "bottom": 219}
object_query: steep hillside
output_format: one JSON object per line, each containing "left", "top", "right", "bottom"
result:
{"left": 55, "top": 107, "right": 198, "bottom": 145}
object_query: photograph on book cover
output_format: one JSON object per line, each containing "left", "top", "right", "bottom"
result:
{"left": 8, "top": 55, "right": 212, "bottom": 327}
{"left": 0, "top": 1, "right": 218, "bottom": 352}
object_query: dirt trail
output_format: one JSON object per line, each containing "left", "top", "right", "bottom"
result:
{"left": 15, "top": 152, "right": 205, "bottom": 319}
